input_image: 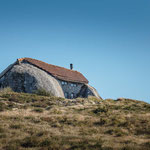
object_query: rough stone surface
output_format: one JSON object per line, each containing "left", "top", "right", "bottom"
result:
{"left": 0, "top": 63, "right": 64, "bottom": 98}
{"left": 86, "top": 84, "right": 102, "bottom": 99}
{"left": 77, "top": 84, "right": 102, "bottom": 99}
{"left": 58, "top": 80, "right": 84, "bottom": 99}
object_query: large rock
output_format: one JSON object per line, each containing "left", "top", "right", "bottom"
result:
{"left": 0, "top": 63, "right": 64, "bottom": 98}
{"left": 77, "top": 84, "right": 102, "bottom": 99}
{"left": 86, "top": 84, "right": 102, "bottom": 99}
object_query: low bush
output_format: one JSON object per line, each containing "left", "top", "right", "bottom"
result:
{"left": 0, "top": 87, "right": 13, "bottom": 94}
{"left": 0, "top": 126, "right": 5, "bottom": 133}
{"left": 34, "top": 88, "right": 53, "bottom": 97}
{"left": 33, "top": 108, "right": 44, "bottom": 113}
{"left": 93, "top": 105, "right": 108, "bottom": 114}
{"left": 9, "top": 124, "right": 22, "bottom": 129}
{"left": 21, "top": 136, "right": 39, "bottom": 148}
{"left": 0, "top": 102, "right": 5, "bottom": 111}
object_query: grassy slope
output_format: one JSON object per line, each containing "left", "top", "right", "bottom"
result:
{"left": 0, "top": 91, "right": 150, "bottom": 150}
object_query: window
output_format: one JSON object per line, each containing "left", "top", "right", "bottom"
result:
{"left": 71, "top": 83, "right": 77, "bottom": 87}
{"left": 64, "top": 92, "right": 68, "bottom": 98}
{"left": 70, "top": 93, "right": 74, "bottom": 99}
{"left": 62, "top": 81, "right": 68, "bottom": 85}
{"left": 74, "top": 83, "right": 77, "bottom": 87}
{"left": 61, "top": 81, "right": 65, "bottom": 85}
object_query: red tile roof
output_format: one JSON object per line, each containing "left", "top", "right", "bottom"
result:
{"left": 17, "top": 58, "right": 89, "bottom": 84}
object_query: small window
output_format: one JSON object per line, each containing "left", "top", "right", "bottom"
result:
{"left": 74, "top": 83, "right": 77, "bottom": 87}
{"left": 65, "top": 82, "right": 68, "bottom": 85}
{"left": 61, "top": 81, "right": 65, "bottom": 85}
{"left": 64, "top": 92, "right": 68, "bottom": 98}
{"left": 71, "top": 93, "right": 74, "bottom": 99}
{"left": 71, "top": 83, "right": 74, "bottom": 87}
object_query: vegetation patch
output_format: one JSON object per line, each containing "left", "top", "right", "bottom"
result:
{"left": 32, "top": 108, "right": 44, "bottom": 113}
{"left": 0, "top": 91, "right": 150, "bottom": 149}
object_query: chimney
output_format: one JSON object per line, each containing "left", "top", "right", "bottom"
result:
{"left": 70, "top": 63, "right": 73, "bottom": 70}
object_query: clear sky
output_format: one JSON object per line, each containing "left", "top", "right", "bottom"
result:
{"left": 0, "top": 0, "right": 150, "bottom": 103}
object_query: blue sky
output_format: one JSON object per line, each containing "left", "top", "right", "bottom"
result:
{"left": 0, "top": 0, "right": 150, "bottom": 103}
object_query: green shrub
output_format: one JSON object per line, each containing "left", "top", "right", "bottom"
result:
{"left": 0, "top": 133, "right": 7, "bottom": 138}
{"left": 21, "top": 136, "right": 39, "bottom": 148}
{"left": 121, "top": 145, "right": 140, "bottom": 150}
{"left": 0, "top": 126, "right": 5, "bottom": 133}
{"left": 10, "top": 124, "right": 22, "bottom": 129}
{"left": 105, "top": 128, "right": 127, "bottom": 137}
{"left": 39, "top": 138, "right": 51, "bottom": 147}
{"left": 105, "top": 129, "right": 113, "bottom": 135}
{"left": 33, "top": 108, "right": 44, "bottom": 113}
{"left": 0, "top": 102, "right": 5, "bottom": 111}
{"left": 34, "top": 88, "right": 53, "bottom": 97}
{"left": 36, "top": 131, "right": 47, "bottom": 137}
{"left": 99, "top": 118, "right": 108, "bottom": 125}
{"left": 3, "top": 143, "right": 20, "bottom": 150}
{"left": 143, "top": 142, "right": 150, "bottom": 148}
{"left": 88, "top": 96, "right": 102, "bottom": 102}
{"left": 93, "top": 106, "right": 108, "bottom": 114}
{"left": 0, "top": 87, "right": 13, "bottom": 94}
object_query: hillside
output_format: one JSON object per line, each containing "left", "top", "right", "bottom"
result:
{"left": 0, "top": 89, "right": 150, "bottom": 150}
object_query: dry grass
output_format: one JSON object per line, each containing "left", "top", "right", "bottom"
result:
{"left": 0, "top": 90, "right": 150, "bottom": 149}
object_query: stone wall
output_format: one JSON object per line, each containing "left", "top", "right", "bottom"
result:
{"left": 58, "top": 80, "right": 84, "bottom": 99}
{"left": 57, "top": 80, "right": 102, "bottom": 99}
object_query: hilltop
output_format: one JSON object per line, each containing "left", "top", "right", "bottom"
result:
{"left": 0, "top": 89, "right": 150, "bottom": 150}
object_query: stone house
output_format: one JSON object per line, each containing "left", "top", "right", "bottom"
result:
{"left": 0, "top": 58, "right": 101, "bottom": 99}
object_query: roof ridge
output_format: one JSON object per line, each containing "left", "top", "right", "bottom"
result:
{"left": 17, "top": 57, "right": 89, "bottom": 84}
{"left": 18, "top": 57, "right": 81, "bottom": 73}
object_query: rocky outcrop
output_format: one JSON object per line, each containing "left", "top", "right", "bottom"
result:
{"left": 77, "top": 84, "right": 102, "bottom": 99}
{"left": 0, "top": 63, "right": 64, "bottom": 98}
{"left": 86, "top": 84, "right": 102, "bottom": 99}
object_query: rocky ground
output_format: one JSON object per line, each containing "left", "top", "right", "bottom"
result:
{"left": 0, "top": 88, "right": 150, "bottom": 150}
